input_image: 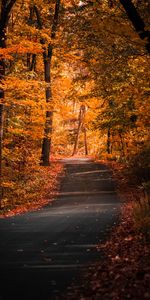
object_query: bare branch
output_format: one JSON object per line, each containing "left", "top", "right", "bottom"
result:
{"left": 33, "top": 5, "right": 43, "bottom": 30}
{"left": 119, "top": 0, "right": 150, "bottom": 53}
{"left": 51, "top": 0, "right": 61, "bottom": 39}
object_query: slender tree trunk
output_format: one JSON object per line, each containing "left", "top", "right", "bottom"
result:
{"left": 107, "top": 128, "right": 111, "bottom": 154}
{"left": 119, "top": 132, "right": 125, "bottom": 157}
{"left": 83, "top": 127, "right": 88, "bottom": 155}
{"left": 0, "top": 59, "right": 5, "bottom": 199}
{"left": 0, "top": 104, "right": 4, "bottom": 208}
{"left": 72, "top": 119, "right": 82, "bottom": 156}
{"left": 41, "top": 46, "right": 53, "bottom": 165}
{"left": 27, "top": 8, "right": 37, "bottom": 71}
{"left": 27, "top": 53, "right": 31, "bottom": 68}
{"left": 119, "top": 0, "right": 150, "bottom": 53}
{"left": 41, "top": 0, "right": 61, "bottom": 165}
{"left": 33, "top": 1, "right": 61, "bottom": 165}
{"left": 72, "top": 105, "right": 85, "bottom": 156}
{"left": 0, "top": 0, "right": 16, "bottom": 207}
{"left": 27, "top": 53, "right": 36, "bottom": 71}
{"left": 0, "top": 5, "right": 6, "bottom": 208}
{"left": 30, "top": 54, "right": 36, "bottom": 71}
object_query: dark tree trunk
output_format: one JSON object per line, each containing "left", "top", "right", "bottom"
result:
{"left": 0, "top": 104, "right": 4, "bottom": 207}
{"left": 72, "top": 116, "right": 82, "bottom": 156}
{"left": 41, "top": 46, "right": 53, "bottom": 165}
{"left": 41, "top": 1, "right": 61, "bottom": 165}
{"left": 27, "top": 7, "right": 37, "bottom": 71}
{"left": 30, "top": 54, "right": 36, "bottom": 71}
{"left": 107, "top": 128, "right": 111, "bottom": 154}
{"left": 27, "top": 53, "right": 31, "bottom": 68}
{"left": 0, "top": 4, "right": 6, "bottom": 207}
{"left": 83, "top": 127, "right": 88, "bottom": 156}
{"left": 27, "top": 53, "right": 36, "bottom": 71}
{"left": 33, "top": 1, "right": 61, "bottom": 165}
{"left": 72, "top": 105, "right": 85, "bottom": 156}
{"left": 0, "top": 0, "right": 16, "bottom": 207}
{"left": 119, "top": 0, "right": 150, "bottom": 53}
{"left": 119, "top": 132, "right": 125, "bottom": 157}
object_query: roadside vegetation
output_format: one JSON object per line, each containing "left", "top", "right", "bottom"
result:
{"left": 0, "top": 162, "right": 63, "bottom": 217}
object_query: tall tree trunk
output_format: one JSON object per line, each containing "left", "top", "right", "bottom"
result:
{"left": 0, "top": 0, "right": 16, "bottom": 207}
{"left": 33, "top": 1, "right": 61, "bottom": 165}
{"left": 0, "top": 4, "right": 6, "bottom": 198}
{"left": 119, "top": 0, "right": 150, "bottom": 53}
{"left": 0, "top": 104, "right": 4, "bottom": 207}
{"left": 41, "top": 46, "right": 53, "bottom": 165}
{"left": 72, "top": 117, "right": 82, "bottom": 156}
{"left": 0, "top": 2, "right": 7, "bottom": 207}
{"left": 30, "top": 54, "right": 36, "bottom": 71}
{"left": 107, "top": 128, "right": 111, "bottom": 154}
{"left": 72, "top": 105, "right": 85, "bottom": 156}
{"left": 0, "top": 39, "right": 5, "bottom": 203}
{"left": 119, "top": 132, "right": 125, "bottom": 157}
{"left": 83, "top": 127, "right": 88, "bottom": 155}
{"left": 27, "top": 53, "right": 36, "bottom": 71}
{"left": 41, "top": 0, "right": 61, "bottom": 165}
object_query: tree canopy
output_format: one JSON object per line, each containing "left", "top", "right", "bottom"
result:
{"left": 0, "top": 0, "right": 149, "bottom": 208}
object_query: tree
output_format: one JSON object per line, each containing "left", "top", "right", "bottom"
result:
{"left": 0, "top": 0, "right": 16, "bottom": 207}
{"left": 0, "top": 0, "right": 149, "bottom": 210}
{"left": 30, "top": 0, "right": 61, "bottom": 165}
{"left": 72, "top": 104, "right": 87, "bottom": 156}
{"left": 59, "top": 0, "right": 150, "bottom": 159}
{"left": 41, "top": 0, "right": 61, "bottom": 165}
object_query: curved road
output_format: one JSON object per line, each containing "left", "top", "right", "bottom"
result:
{"left": 0, "top": 158, "right": 120, "bottom": 300}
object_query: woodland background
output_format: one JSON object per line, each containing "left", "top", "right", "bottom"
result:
{"left": 0, "top": 0, "right": 149, "bottom": 223}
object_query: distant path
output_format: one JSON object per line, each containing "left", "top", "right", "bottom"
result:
{"left": 0, "top": 158, "right": 121, "bottom": 300}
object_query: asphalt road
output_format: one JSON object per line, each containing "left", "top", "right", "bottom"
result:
{"left": 0, "top": 158, "right": 121, "bottom": 300}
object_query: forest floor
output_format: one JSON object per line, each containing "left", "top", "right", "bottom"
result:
{"left": 59, "top": 160, "right": 150, "bottom": 300}
{"left": 0, "top": 161, "right": 63, "bottom": 218}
